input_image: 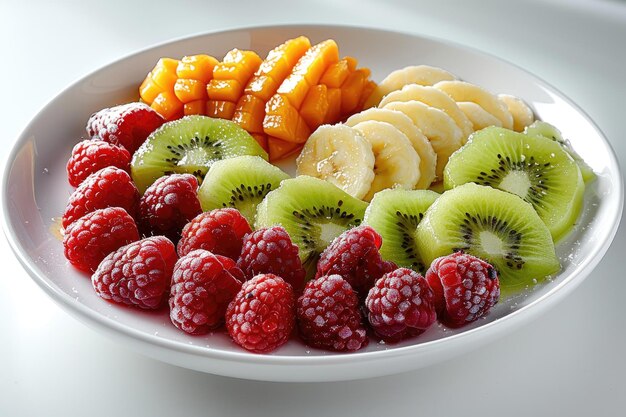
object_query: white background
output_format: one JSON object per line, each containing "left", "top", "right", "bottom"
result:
{"left": 1, "top": 0, "right": 625, "bottom": 415}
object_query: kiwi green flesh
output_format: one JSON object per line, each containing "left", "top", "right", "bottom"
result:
{"left": 524, "top": 121, "right": 595, "bottom": 183}
{"left": 198, "top": 155, "right": 290, "bottom": 225}
{"left": 363, "top": 189, "right": 439, "bottom": 273}
{"left": 131, "top": 115, "right": 268, "bottom": 193}
{"left": 416, "top": 183, "right": 560, "bottom": 295}
{"left": 444, "top": 126, "right": 584, "bottom": 241}
{"left": 256, "top": 175, "right": 368, "bottom": 272}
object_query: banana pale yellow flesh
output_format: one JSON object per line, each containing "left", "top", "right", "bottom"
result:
{"left": 345, "top": 107, "right": 437, "bottom": 189}
{"left": 457, "top": 101, "right": 502, "bottom": 131}
{"left": 498, "top": 94, "right": 535, "bottom": 132}
{"left": 296, "top": 124, "right": 375, "bottom": 200}
{"left": 351, "top": 120, "right": 421, "bottom": 201}
{"left": 434, "top": 80, "right": 514, "bottom": 130}
{"left": 364, "top": 65, "right": 457, "bottom": 108}
{"left": 378, "top": 84, "right": 474, "bottom": 141}
{"left": 383, "top": 100, "right": 463, "bottom": 180}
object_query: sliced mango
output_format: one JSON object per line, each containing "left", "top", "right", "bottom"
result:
{"left": 300, "top": 85, "right": 329, "bottom": 129}
{"left": 340, "top": 68, "right": 370, "bottom": 115}
{"left": 268, "top": 137, "right": 302, "bottom": 161}
{"left": 151, "top": 91, "right": 183, "bottom": 121}
{"left": 206, "top": 100, "right": 236, "bottom": 120}
{"left": 183, "top": 100, "right": 206, "bottom": 115}
{"left": 176, "top": 54, "right": 218, "bottom": 83}
{"left": 174, "top": 78, "right": 208, "bottom": 103}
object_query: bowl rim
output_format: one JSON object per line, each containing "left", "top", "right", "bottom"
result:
{"left": 2, "top": 23, "right": 623, "bottom": 367}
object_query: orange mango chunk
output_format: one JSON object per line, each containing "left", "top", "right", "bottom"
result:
{"left": 358, "top": 79, "right": 377, "bottom": 109}
{"left": 244, "top": 75, "right": 281, "bottom": 102}
{"left": 258, "top": 36, "right": 311, "bottom": 83}
{"left": 268, "top": 137, "right": 302, "bottom": 161}
{"left": 264, "top": 95, "right": 311, "bottom": 143}
{"left": 340, "top": 68, "right": 370, "bottom": 115}
{"left": 277, "top": 40, "right": 339, "bottom": 109}
{"left": 139, "top": 75, "right": 161, "bottom": 104}
{"left": 183, "top": 100, "right": 206, "bottom": 116}
{"left": 324, "top": 88, "right": 342, "bottom": 124}
{"left": 206, "top": 100, "right": 236, "bottom": 120}
{"left": 151, "top": 58, "right": 179, "bottom": 91}
{"left": 213, "top": 49, "right": 262, "bottom": 85}
{"left": 319, "top": 57, "right": 357, "bottom": 88}
{"left": 176, "top": 54, "right": 219, "bottom": 83}
{"left": 151, "top": 91, "right": 183, "bottom": 121}
{"left": 174, "top": 78, "right": 208, "bottom": 103}
{"left": 232, "top": 95, "right": 266, "bottom": 133}
{"left": 206, "top": 79, "right": 244, "bottom": 102}
{"left": 300, "top": 85, "right": 329, "bottom": 129}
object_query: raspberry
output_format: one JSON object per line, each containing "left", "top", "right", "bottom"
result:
{"left": 62, "top": 166, "right": 139, "bottom": 229}
{"left": 66, "top": 140, "right": 131, "bottom": 187}
{"left": 316, "top": 225, "right": 396, "bottom": 298}
{"left": 177, "top": 208, "right": 251, "bottom": 259}
{"left": 226, "top": 274, "right": 295, "bottom": 353}
{"left": 169, "top": 250, "right": 244, "bottom": 335}
{"left": 92, "top": 236, "right": 177, "bottom": 309}
{"left": 138, "top": 174, "right": 202, "bottom": 242}
{"left": 63, "top": 207, "right": 140, "bottom": 272}
{"left": 365, "top": 268, "right": 437, "bottom": 342}
{"left": 297, "top": 275, "right": 368, "bottom": 352}
{"left": 237, "top": 226, "right": 306, "bottom": 293}
{"left": 425, "top": 252, "right": 500, "bottom": 327}
{"left": 86, "top": 102, "right": 165, "bottom": 154}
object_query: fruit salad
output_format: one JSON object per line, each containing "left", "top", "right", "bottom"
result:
{"left": 58, "top": 35, "right": 594, "bottom": 354}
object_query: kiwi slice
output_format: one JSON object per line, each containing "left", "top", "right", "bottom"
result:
{"left": 131, "top": 115, "right": 268, "bottom": 193}
{"left": 416, "top": 183, "right": 560, "bottom": 293}
{"left": 444, "top": 126, "right": 584, "bottom": 241}
{"left": 256, "top": 175, "right": 368, "bottom": 272}
{"left": 197, "top": 155, "right": 290, "bottom": 224}
{"left": 363, "top": 189, "right": 439, "bottom": 273}
{"left": 523, "top": 121, "right": 595, "bottom": 183}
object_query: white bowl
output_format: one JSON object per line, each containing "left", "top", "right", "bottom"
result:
{"left": 2, "top": 25, "right": 623, "bottom": 382}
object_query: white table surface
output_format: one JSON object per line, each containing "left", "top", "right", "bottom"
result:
{"left": 1, "top": 0, "right": 625, "bottom": 415}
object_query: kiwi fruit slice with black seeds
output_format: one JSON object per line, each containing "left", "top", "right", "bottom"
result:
{"left": 523, "top": 121, "right": 595, "bottom": 183}
{"left": 131, "top": 115, "right": 267, "bottom": 193}
{"left": 197, "top": 155, "right": 290, "bottom": 224}
{"left": 256, "top": 175, "right": 368, "bottom": 272}
{"left": 363, "top": 189, "right": 439, "bottom": 273}
{"left": 444, "top": 126, "right": 584, "bottom": 241}
{"left": 416, "top": 183, "right": 560, "bottom": 293}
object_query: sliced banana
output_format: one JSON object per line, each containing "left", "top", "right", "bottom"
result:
{"left": 351, "top": 120, "right": 420, "bottom": 201}
{"left": 364, "top": 65, "right": 457, "bottom": 108}
{"left": 296, "top": 124, "right": 375, "bottom": 200}
{"left": 378, "top": 84, "right": 474, "bottom": 141}
{"left": 435, "top": 80, "right": 514, "bottom": 130}
{"left": 457, "top": 102, "right": 502, "bottom": 131}
{"left": 383, "top": 100, "right": 463, "bottom": 179}
{"left": 345, "top": 108, "right": 437, "bottom": 189}
{"left": 498, "top": 94, "right": 534, "bottom": 132}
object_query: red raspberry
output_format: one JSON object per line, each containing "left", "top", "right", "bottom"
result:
{"left": 66, "top": 140, "right": 131, "bottom": 187}
{"left": 86, "top": 102, "right": 165, "bottom": 154}
{"left": 237, "top": 226, "right": 306, "bottom": 293}
{"left": 177, "top": 208, "right": 251, "bottom": 259}
{"left": 425, "top": 252, "right": 500, "bottom": 327}
{"left": 297, "top": 274, "right": 368, "bottom": 352}
{"left": 316, "top": 225, "right": 396, "bottom": 298}
{"left": 92, "top": 236, "right": 177, "bottom": 309}
{"left": 169, "top": 250, "right": 244, "bottom": 335}
{"left": 63, "top": 207, "right": 140, "bottom": 272}
{"left": 365, "top": 268, "right": 437, "bottom": 342}
{"left": 62, "top": 167, "right": 139, "bottom": 229}
{"left": 226, "top": 274, "right": 295, "bottom": 353}
{"left": 138, "top": 174, "right": 202, "bottom": 242}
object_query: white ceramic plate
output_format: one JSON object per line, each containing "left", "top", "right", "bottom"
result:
{"left": 2, "top": 25, "right": 623, "bottom": 382}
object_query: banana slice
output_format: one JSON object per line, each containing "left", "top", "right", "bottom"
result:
{"left": 435, "top": 80, "right": 514, "bottom": 130}
{"left": 351, "top": 120, "right": 420, "bottom": 201}
{"left": 383, "top": 100, "right": 463, "bottom": 179}
{"left": 457, "top": 102, "right": 502, "bottom": 131}
{"left": 364, "top": 65, "right": 457, "bottom": 108}
{"left": 296, "top": 124, "right": 375, "bottom": 200}
{"left": 378, "top": 84, "right": 474, "bottom": 141}
{"left": 498, "top": 94, "right": 534, "bottom": 132}
{"left": 345, "top": 108, "right": 437, "bottom": 189}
